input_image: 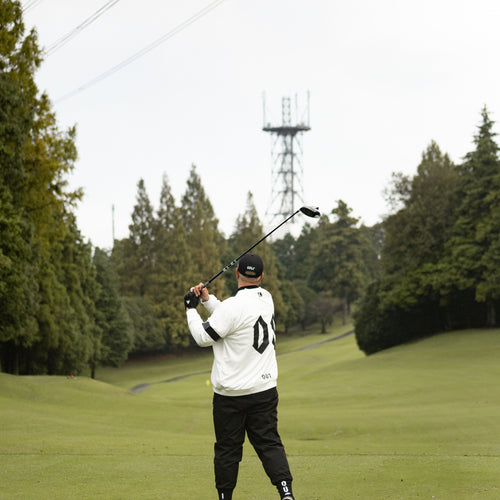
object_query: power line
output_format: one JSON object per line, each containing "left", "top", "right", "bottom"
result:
{"left": 55, "top": 0, "right": 227, "bottom": 103}
{"left": 23, "top": 0, "right": 43, "bottom": 13}
{"left": 45, "top": 0, "right": 121, "bottom": 56}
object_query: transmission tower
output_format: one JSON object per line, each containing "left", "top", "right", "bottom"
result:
{"left": 262, "top": 92, "right": 311, "bottom": 226}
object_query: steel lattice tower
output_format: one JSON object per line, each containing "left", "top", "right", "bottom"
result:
{"left": 262, "top": 93, "right": 311, "bottom": 226}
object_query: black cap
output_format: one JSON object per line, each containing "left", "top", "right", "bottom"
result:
{"left": 237, "top": 253, "right": 264, "bottom": 278}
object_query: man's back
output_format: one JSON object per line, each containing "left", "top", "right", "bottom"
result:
{"left": 207, "top": 286, "right": 278, "bottom": 396}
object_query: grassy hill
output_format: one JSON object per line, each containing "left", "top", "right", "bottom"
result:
{"left": 1, "top": 324, "right": 499, "bottom": 499}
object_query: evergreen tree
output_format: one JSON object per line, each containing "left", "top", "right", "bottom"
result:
{"left": 111, "top": 179, "right": 165, "bottom": 354}
{"left": 0, "top": 187, "right": 38, "bottom": 373}
{"left": 359, "top": 223, "right": 383, "bottom": 285}
{"left": 271, "top": 233, "right": 306, "bottom": 331}
{"left": 113, "top": 179, "right": 155, "bottom": 298}
{"left": 379, "top": 141, "right": 461, "bottom": 319}
{"left": 111, "top": 237, "right": 134, "bottom": 295}
{"left": 128, "top": 179, "right": 155, "bottom": 297}
{"left": 150, "top": 175, "right": 193, "bottom": 348}
{"left": 180, "top": 165, "right": 225, "bottom": 297}
{"left": 355, "top": 142, "right": 462, "bottom": 353}
{"left": 310, "top": 200, "right": 366, "bottom": 324}
{"left": 382, "top": 141, "right": 459, "bottom": 278}
{"left": 355, "top": 122, "right": 500, "bottom": 353}
{"left": 93, "top": 248, "right": 132, "bottom": 375}
{"left": 0, "top": 1, "right": 40, "bottom": 373}
{"left": 0, "top": 1, "right": 97, "bottom": 374}
{"left": 313, "top": 292, "right": 341, "bottom": 334}
{"left": 292, "top": 222, "right": 320, "bottom": 282}
{"left": 444, "top": 107, "right": 500, "bottom": 325}
{"left": 121, "top": 296, "right": 164, "bottom": 355}
{"left": 294, "top": 280, "right": 318, "bottom": 329}
{"left": 280, "top": 281, "right": 305, "bottom": 333}
{"left": 0, "top": 0, "right": 40, "bottom": 199}
{"left": 53, "top": 220, "right": 98, "bottom": 374}
{"left": 476, "top": 171, "right": 500, "bottom": 324}
{"left": 271, "top": 233, "right": 297, "bottom": 277}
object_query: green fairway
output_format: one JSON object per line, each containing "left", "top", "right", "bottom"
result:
{"left": 1, "top": 324, "right": 499, "bottom": 499}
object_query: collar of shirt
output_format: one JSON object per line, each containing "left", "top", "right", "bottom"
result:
{"left": 236, "top": 285, "right": 260, "bottom": 293}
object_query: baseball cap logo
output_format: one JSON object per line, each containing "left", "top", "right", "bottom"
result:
{"left": 238, "top": 253, "right": 263, "bottom": 277}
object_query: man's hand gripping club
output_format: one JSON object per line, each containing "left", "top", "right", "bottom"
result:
{"left": 184, "top": 283, "right": 210, "bottom": 310}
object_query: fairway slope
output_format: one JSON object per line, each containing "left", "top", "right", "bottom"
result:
{"left": 1, "top": 328, "right": 499, "bottom": 499}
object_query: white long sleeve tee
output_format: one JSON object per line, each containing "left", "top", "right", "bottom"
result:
{"left": 186, "top": 286, "right": 278, "bottom": 396}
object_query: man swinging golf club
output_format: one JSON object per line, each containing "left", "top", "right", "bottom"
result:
{"left": 185, "top": 253, "right": 295, "bottom": 500}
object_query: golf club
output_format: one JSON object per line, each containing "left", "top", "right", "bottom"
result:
{"left": 202, "top": 205, "right": 320, "bottom": 288}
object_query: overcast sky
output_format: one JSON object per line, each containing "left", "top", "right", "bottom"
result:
{"left": 22, "top": 0, "right": 500, "bottom": 249}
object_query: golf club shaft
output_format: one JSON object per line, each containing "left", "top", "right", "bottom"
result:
{"left": 202, "top": 208, "right": 302, "bottom": 288}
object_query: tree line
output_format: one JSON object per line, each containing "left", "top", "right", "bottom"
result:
{"left": 0, "top": 1, "right": 377, "bottom": 375}
{"left": 94, "top": 176, "right": 381, "bottom": 372}
{"left": 2, "top": 1, "right": 500, "bottom": 375}
{"left": 355, "top": 108, "right": 500, "bottom": 354}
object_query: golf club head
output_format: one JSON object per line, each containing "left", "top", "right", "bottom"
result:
{"left": 300, "top": 206, "right": 321, "bottom": 218}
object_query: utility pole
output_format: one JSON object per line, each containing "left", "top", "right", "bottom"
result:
{"left": 112, "top": 204, "right": 115, "bottom": 243}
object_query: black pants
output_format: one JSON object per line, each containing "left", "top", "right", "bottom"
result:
{"left": 212, "top": 387, "right": 293, "bottom": 492}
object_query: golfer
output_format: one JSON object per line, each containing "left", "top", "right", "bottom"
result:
{"left": 185, "top": 253, "right": 295, "bottom": 500}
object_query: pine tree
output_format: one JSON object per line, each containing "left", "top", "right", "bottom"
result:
{"left": 379, "top": 141, "right": 461, "bottom": 319}
{"left": 180, "top": 165, "right": 225, "bottom": 297}
{"left": 355, "top": 119, "right": 500, "bottom": 353}
{"left": 150, "top": 175, "right": 193, "bottom": 349}
{"left": 114, "top": 179, "right": 155, "bottom": 297}
{"left": 271, "top": 232, "right": 306, "bottom": 331}
{"left": 271, "top": 233, "right": 297, "bottom": 276}
{"left": 292, "top": 222, "right": 321, "bottom": 282}
{"left": 382, "top": 141, "right": 459, "bottom": 277}
{"left": 121, "top": 296, "right": 164, "bottom": 354}
{"left": 446, "top": 107, "right": 500, "bottom": 325}
{"left": 93, "top": 248, "right": 132, "bottom": 374}
{"left": 0, "top": 187, "right": 38, "bottom": 373}
{"left": 1, "top": 1, "right": 96, "bottom": 374}
{"left": 112, "top": 179, "right": 165, "bottom": 354}
{"left": 310, "top": 200, "right": 366, "bottom": 324}
{"left": 0, "top": 1, "right": 41, "bottom": 372}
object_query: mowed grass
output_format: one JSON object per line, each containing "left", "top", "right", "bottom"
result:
{"left": 1, "top": 323, "right": 499, "bottom": 499}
